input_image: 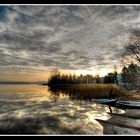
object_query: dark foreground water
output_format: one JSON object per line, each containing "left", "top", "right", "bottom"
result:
{"left": 0, "top": 84, "right": 139, "bottom": 135}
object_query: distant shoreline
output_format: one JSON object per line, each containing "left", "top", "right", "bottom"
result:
{"left": 0, "top": 82, "right": 35, "bottom": 85}
{"left": 0, "top": 81, "right": 48, "bottom": 85}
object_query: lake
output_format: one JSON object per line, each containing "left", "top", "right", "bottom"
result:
{"left": 0, "top": 84, "right": 139, "bottom": 135}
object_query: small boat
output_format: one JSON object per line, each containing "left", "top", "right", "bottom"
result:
{"left": 95, "top": 99, "right": 117, "bottom": 105}
{"left": 115, "top": 100, "right": 140, "bottom": 109}
{"left": 95, "top": 99, "right": 140, "bottom": 109}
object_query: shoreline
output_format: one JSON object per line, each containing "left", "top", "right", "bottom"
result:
{"left": 48, "top": 83, "right": 140, "bottom": 101}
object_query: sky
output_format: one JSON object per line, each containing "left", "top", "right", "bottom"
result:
{"left": 0, "top": 5, "right": 140, "bottom": 81}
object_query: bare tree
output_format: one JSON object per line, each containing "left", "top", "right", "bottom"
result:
{"left": 120, "top": 32, "right": 140, "bottom": 66}
{"left": 120, "top": 31, "right": 140, "bottom": 89}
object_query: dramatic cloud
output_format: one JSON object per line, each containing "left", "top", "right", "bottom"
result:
{"left": 0, "top": 5, "right": 140, "bottom": 74}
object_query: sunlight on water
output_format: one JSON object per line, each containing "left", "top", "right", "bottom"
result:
{"left": 14, "top": 110, "right": 28, "bottom": 118}
{"left": 0, "top": 84, "right": 132, "bottom": 134}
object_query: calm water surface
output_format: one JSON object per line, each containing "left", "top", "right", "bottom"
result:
{"left": 0, "top": 84, "right": 126, "bottom": 134}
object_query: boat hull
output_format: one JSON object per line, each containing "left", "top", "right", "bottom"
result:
{"left": 95, "top": 99, "right": 140, "bottom": 109}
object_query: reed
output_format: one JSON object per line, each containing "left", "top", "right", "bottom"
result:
{"left": 49, "top": 84, "right": 130, "bottom": 100}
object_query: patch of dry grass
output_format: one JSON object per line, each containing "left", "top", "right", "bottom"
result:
{"left": 50, "top": 84, "right": 131, "bottom": 100}
{"left": 120, "top": 92, "right": 140, "bottom": 101}
{"left": 68, "top": 84, "right": 127, "bottom": 99}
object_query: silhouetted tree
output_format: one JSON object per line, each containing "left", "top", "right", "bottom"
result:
{"left": 121, "top": 63, "right": 140, "bottom": 89}
{"left": 104, "top": 73, "right": 116, "bottom": 83}
{"left": 95, "top": 74, "right": 101, "bottom": 83}
{"left": 121, "top": 66, "right": 129, "bottom": 83}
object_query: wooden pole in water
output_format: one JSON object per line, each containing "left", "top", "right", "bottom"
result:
{"left": 109, "top": 106, "right": 113, "bottom": 114}
{"left": 108, "top": 88, "right": 113, "bottom": 114}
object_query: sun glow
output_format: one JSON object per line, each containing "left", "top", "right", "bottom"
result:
{"left": 63, "top": 68, "right": 117, "bottom": 77}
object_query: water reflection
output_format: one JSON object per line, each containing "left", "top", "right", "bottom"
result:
{"left": 48, "top": 85, "right": 92, "bottom": 101}
{"left": 0, "top": 84, "right": 138, "bottom": 134}
{"left": 48, "top": 84, "right": 111, "bottom": 100}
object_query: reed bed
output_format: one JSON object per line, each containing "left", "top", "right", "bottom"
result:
{"left": 49, "top": 84, "right": 130, "bottom": 100}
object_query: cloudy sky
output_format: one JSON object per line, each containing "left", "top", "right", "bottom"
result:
{"left": 0, "top": 5, "right": 140, "bottom": 81}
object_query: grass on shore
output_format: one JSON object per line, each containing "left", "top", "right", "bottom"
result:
{"left": 49, "top": 84, "right": 140, "bottom": 101}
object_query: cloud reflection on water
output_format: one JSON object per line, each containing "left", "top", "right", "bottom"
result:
{"left": 0, "top": 84, "right": 125, "bottom": 134}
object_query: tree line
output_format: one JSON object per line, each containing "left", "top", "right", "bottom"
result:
{"left": 48, "top": 69, "right": 118, "bottom": 86}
